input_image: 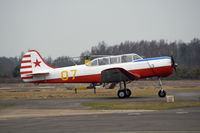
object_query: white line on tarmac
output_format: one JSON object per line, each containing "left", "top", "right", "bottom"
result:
{"left": 0, "top": 109, "right": 154, "bottom": 120}
{"left": 176, "top": 111, "right": 189, "bottom": 114}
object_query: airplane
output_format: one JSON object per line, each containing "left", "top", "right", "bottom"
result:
{"left": 20, "top": 50, "right": 177, "bottom": 98}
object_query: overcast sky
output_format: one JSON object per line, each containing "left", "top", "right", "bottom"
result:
{"left": 0, "top": 0, "right": 200, "bottom": 58}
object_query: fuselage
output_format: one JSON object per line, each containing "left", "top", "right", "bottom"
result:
{"left": 31, "top": 56, "right": 173, "bottom": 83}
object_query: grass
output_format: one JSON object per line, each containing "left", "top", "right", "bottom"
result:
{"left": 0, "top": 86, "right": 200, "bottom": 100}
{"left": 81, "top": 101, "right": 200, "bottom": 110}
{"left": 1, "top": 81, "right": 200, "bottom": 111}
{"left": 0, "top": 103, "right": 15, "bottom": 108}
{"left": 0, "top": 81, "right": 200, "bottom": 100}
{"left": 0, "top": 87, "right": 159, "bottom": 100}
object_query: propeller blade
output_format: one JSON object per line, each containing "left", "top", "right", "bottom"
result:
{"left": 170, "top": 53, "right": 178, "bottom": 72}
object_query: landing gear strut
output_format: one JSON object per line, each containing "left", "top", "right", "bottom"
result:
{"left": 92, "top": 83, "right": 96, "bottom": 94}
{"left": 117, "top": 81, "right": 131, "bottom": 98}
{"left": 158, "top": 78, "right": 166, "bottom": 98}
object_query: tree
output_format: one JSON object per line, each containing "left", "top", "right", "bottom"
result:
{"left": 12, "top": 65, "right": 20, "bottom": 77}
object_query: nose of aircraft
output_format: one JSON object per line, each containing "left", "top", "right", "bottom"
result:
{"left": 170, "top": 55, "right": 178, "bottom": 72}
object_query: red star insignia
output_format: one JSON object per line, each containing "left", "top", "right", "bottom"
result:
{"left": 34, "top": 59, "right": 41, "bottom": 67}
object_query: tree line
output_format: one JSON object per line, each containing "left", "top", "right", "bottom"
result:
{"left": 87, "top": 38, "right": 200, "bottom": 68}
{"left": 0, "top": 38, "right": 200, "bottom": 82}
{"left": 81, "top": 38, "right": 200, "bottom": 80}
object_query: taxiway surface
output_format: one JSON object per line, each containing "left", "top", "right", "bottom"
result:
{"left": 0, "top": 90, "right": 200, "bottom": 133}
{"left": 0, "top": 106, "right": 200, "bottom": 133}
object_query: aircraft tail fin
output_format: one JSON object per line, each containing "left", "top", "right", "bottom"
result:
{"left": 20, "top": 50, "right": 55, "bottom": 82}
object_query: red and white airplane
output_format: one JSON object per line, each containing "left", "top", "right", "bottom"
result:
{"left": 20, "top": 50, "right": 177, "bottom": 98}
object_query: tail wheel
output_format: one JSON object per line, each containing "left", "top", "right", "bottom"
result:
{"left": 118, "top": 90, "right": 126, "bottom": 98}
{"left": 158, "top": 90, "right": 166, "bottom": 98}
{"left": 125, "top": 89, "right": 131, "bottom": 98}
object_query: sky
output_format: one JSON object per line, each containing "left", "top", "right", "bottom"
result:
{"left": 0, "top": 0, "right": 200, "bottom": 58}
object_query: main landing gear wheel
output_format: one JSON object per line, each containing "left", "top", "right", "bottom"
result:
{"left": 125, "top": 89, "right": 131, "bottom": 98}
{"left": 117, "top": 89, "right": 132, "bottom": 98}
{"left": 118, "top": 90, "right": 126, "bottom": 98}
{"left": 117, "top": 81, "right": 132, "bottom": 98}
{"left": 158, "top": 90, "right": 166, "bottom": 98}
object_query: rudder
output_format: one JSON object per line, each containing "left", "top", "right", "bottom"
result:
{"left": 20, "top": 50, "right": 55, "bottom": 82}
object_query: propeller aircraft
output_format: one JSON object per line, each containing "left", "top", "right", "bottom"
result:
{"left": 20, "top": 50, "right": 177, "bottom": 98}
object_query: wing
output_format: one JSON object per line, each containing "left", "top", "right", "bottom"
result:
{"left": 101, "top": 67, "right": 141, "bottom": 83}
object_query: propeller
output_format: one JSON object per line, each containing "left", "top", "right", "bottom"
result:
{"left": 170, "top": 53, "right": 178, "bottom": 72}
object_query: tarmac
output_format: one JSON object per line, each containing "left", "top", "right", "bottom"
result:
{"left": 1, "top": 107, "right": 200, "bottom": 133}
{"left": 0, "top": 90, "right": 200, "bottom": 133}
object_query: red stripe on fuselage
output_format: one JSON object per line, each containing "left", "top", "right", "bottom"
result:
{"left": 20, "top": 71, "right": 32, "bottom": 74}
{"left": 23, "top": 55, "right": 31, "bottom": 58}
{"left": 31, "top": 74, "right": 101, "bottom": 84}
{"left": 21, "top": 60, "right": 31, "bottom": 63}
{"left": 20, "top": 66, "right": 32, "bottom": 69}
{"left": 21, "top": 76, "right": 33, "bottom": 79}
{"left": 29, "top": 66, "right": 173, "bottom": 84}
{"left": 130, "top": 66, "right": 173, "bottom": 78}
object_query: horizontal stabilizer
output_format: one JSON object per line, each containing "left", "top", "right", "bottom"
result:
{"left": 30, "top": 71, "right": 50, "bottom": 75}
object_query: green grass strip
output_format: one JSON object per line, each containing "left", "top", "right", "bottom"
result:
{"left": 0, "top": 103, "right": 15, "bottom": 108}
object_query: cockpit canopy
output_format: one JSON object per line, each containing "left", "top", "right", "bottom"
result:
{"left": 87, "top": 53, "right": 143, "bottom": 66}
